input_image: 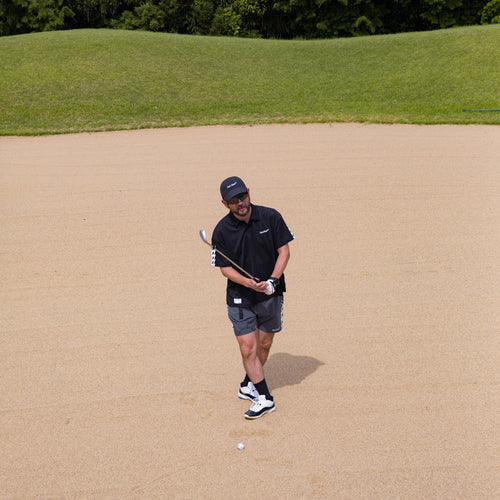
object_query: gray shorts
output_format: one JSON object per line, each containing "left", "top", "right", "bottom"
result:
{"left": 227, "top": 296, "right": 284, "bottom": 337}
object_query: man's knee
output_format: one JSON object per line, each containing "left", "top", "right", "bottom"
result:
{"left": 258, "top": 331, "right": 274, "bottom": 351}
{"left": 238, "top": 331, "right": 258, "bottom": 359}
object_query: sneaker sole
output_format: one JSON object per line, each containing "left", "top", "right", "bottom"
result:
{"left": 244, "top": 405, "right": 276, "bottom": 420}
{"left": 238, "top": 390, "right": 256, "bottom": 401}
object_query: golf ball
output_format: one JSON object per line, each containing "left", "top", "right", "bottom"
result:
{"left": 237, "top": 443, "right": 245, "bottom": 450}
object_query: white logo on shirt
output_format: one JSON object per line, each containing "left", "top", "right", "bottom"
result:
{"left": 259, "top": 229, "right": 270, "bottom": 234}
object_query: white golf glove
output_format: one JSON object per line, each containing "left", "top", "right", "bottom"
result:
{"left": 264, "top": 277, "right": 280, "bottom": 295}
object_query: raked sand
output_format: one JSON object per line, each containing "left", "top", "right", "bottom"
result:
{"left": 1, "top": 123, "right": 499, "bottom": 498}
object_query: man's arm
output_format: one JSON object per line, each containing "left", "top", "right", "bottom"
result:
{"left": 220, "top": 266, "right": 269, "bottom": 293}
{"left": 219, "top": 243, "right": 290, "bottom": 293}
{"left": 269, "top": 243, "right": 290, "bottom": 279}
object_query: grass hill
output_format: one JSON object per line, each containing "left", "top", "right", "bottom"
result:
{"left": 1, "top": 25, "right": 499, "bottom": 135}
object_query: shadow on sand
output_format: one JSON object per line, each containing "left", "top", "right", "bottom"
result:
{"left": 265, "top": 352, "right": 324, "bottom": 390}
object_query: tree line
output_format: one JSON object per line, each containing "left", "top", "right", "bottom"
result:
{"left": 1, "top": 0, "right": 499, "bottom": 38}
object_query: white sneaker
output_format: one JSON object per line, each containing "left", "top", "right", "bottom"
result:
{"left": 244, "top": 395, "right": 276, "bottom": 420}
{"left": 238, "top": 381, "right": 259, "bottom": 401}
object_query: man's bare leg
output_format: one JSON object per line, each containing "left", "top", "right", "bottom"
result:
{"left": 237, "top": 330, "right": 264, "bottom": 383}
{"left": 256, "top": 329, "right": 275, "bottom": 367}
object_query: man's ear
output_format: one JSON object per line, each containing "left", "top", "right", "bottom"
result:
{"left": 221, "top": 199, "right": 229, "bottom": 208}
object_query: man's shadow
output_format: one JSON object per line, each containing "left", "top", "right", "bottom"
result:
{"left": 265, "top": 352, "right": 324, "bottom": 390}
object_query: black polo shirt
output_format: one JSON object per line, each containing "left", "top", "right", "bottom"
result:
{"left": 212, "top": 204, "right": 294, "bottom": 307}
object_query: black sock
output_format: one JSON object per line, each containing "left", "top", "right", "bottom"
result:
{"left": 254, "top": 378, "right": 273, "bottom": 400}
{"left": 241, "top": 374, "right": 251, "bottom": 387}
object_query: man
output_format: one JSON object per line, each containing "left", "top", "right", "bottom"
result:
{"left": 211, "top": 176, "right": 294, "bottom": 419}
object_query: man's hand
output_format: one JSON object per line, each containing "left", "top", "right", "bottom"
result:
{"left": 248, "top": 278, "right": 269, "bottom": 293}
{"left": 264, "top": 277, "right": 280, "bottom": 295}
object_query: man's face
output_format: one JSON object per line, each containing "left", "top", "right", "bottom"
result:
{"left": 225, "top": 191, "right": 251, "bottom": 218}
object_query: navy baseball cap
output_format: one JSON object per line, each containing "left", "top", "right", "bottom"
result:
{"left": 220, "top": 176, "right": 248, "bottom": 201}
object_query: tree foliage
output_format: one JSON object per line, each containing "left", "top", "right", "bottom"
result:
{"left": 0, "top": 0, "right": 497, "bottom": 37}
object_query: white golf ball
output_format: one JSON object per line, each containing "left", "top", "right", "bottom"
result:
{"left": 237, "top": 443, "right": 245, "bottom": 450}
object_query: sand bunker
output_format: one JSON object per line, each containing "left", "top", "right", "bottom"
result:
{"left": 1, "top": 123, "right": 498, "bottom": 498}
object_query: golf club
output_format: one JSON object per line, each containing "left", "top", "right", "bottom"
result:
{"left": 199, "top": 229, "right": 260, "bottom": 281}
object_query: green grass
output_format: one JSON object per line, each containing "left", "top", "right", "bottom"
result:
{"left": 1, "top": 25, "right": 499, "bottom": 135}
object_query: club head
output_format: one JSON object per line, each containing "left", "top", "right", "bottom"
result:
{"left": 199, "top": 229, "right": 210, "bottom": 245}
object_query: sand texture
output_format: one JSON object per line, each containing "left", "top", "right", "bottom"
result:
{"left": 1, "top": 123, "right": 499, "bottom": 498}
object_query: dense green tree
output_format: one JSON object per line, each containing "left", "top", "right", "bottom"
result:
{"left": 481, "top": 0, "right": 500, "bottom": 23}
{"left": 0, "top": 0, "right": 28, "bottom": 36}
{"left": 65, "top": 0, "right": 125, "bottom": 27}
{"left": 420, "top": 0, "right": 464, "bottom": 28}
{"left": 0, "top": 0, "right": 496, "bottom": 38}
{"left": 1, "top": 0, "right": 73, "bottom": 35}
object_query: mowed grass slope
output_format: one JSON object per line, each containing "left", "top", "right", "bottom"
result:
{"left": 1, "top": 25, "right": 499, "bottom": 135}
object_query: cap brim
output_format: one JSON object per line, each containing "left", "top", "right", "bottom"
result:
{"left": 224, "top": 188, "right": 247, "bottom": 201}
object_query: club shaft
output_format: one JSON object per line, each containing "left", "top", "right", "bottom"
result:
{"left": 212, "top": 247, "right": 257, "bottom": 280}
{"left": 200, "top": 229, "right": 258, "bottom": 280}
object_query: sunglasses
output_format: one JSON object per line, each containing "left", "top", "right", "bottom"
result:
{"left": 227, "top": 192, "right": 248, "bottom": 205}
